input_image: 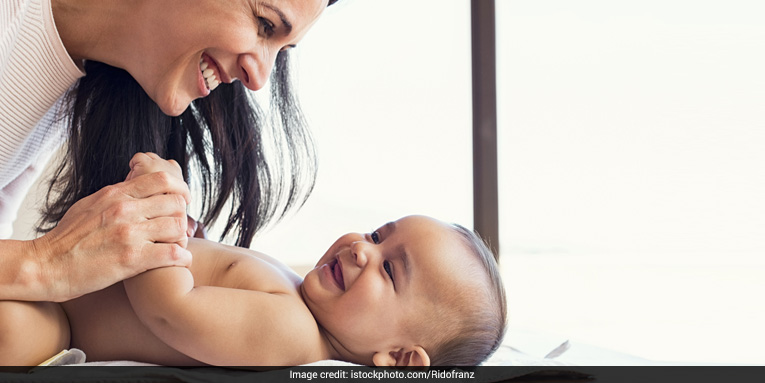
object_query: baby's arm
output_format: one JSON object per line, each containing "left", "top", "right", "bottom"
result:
{"left": 123, "top": 264, "right": 313, "bottom": 365}
{"left": 125, "top": 152, "right": 182, "bottom": 182}
{"left": 122, "top": 154, "right": 312, "bottom": 364}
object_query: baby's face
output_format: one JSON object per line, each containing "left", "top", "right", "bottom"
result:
{"left": 300, "top": 215, "right": 478, "bottom": 365}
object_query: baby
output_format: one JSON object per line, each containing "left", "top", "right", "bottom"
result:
{"left": 0, "top": 154, "right": 506, "bottom": 366}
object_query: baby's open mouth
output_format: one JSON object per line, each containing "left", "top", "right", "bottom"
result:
{"left": 330, "top": 259, "right": 345, "bottom": 291}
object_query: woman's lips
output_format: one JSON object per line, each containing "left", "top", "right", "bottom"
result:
{"left": 201, "top": 53, "right": 232, "bottom": 84}
{"left": 200, "top": 56, "right": 220, "bottom": 91}
{"left": 196, "top": 63, "right": 210, "bottom": 97}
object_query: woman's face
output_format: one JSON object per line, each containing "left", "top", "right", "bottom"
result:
{"left": 130, "top": 0, "right": 328, "bottom": 116}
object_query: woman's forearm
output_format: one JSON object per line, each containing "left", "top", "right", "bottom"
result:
{"left": 0, "top": 239, "right": 49, "bottom": 301}
{"left": 2, "top": 170, "right": 193, "bottom": 303}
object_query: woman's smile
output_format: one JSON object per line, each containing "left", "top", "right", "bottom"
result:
{"left": 198, "top": 53, "right": 230, "bottom": 96}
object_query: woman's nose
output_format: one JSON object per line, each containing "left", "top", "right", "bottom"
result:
{"left": 236, "top": 50, "right": 278, "bottom": 91}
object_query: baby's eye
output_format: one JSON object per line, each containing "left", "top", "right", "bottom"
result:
{"left": 371, "top": 231, "right": 380, "bottom": 244}
{"left": 383, "top": 260, "right": 394, "bottom": 282}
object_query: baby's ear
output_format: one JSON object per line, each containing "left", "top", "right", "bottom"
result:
{"left": 372, "top": 347, "right": 430, "bottom": 367}
{"left": 400, "top": 346, "right": 430, "bottom": 366}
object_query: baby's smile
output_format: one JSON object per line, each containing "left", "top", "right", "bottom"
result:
{"left": 330, "top": 258, "right": 345, "bottom": 290}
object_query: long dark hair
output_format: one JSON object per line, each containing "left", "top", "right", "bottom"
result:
{"left": 38, "top": 50, "right": 315, "bottom": 247}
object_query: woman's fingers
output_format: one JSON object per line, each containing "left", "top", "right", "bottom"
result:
{"left": 132, "top": 193, "right": 188, "bottom": 221}
{"left": 139, "top": 216, "right": 189, "bottom": 249}
{"left": 137, "top": 243, "right": 192, "bottom": 271}
{"left": 33, "top": 165, "right": 196, "bottom": 302}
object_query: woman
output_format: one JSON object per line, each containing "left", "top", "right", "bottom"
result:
{"left": 0, "top": 0, "right": 335, "bottom": 303}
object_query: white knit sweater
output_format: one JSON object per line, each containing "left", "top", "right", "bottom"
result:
{"left": 0, "top": 0, "right": 84, "bottom": 238}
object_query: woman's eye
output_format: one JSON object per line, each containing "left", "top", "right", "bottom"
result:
{"left": 371, "top": 231, "right": 380, "bottom": 244}
{"left": 383, "top": 261, "right": 394, "bottom": 282}
{"left": 258, "top": 17, "right": 275, "bottom": 36}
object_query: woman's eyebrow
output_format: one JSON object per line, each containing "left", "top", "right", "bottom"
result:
{"left": 263, "top": 4, "right": 293, "bottom": 34}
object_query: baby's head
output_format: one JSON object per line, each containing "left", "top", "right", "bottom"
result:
{"left": 300, "top": 215, "right": 507, "bottom": 366}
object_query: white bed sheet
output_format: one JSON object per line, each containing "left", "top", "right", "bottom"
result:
{"left": 43, "top": 328, "right": 670, "bottom": 367}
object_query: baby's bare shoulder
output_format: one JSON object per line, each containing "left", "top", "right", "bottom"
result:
{"left": 186, "top": 238, "right": 303, "bottom": 294}
{"left": 184, "top": 239, "right": 328, "bottom": 363}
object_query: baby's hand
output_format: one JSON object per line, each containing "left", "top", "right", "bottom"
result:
{"left": 126, "top": 152, "right": 184, "bottom": 182}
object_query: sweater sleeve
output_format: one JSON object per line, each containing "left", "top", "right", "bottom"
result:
{"left": 0, "top": 139, "right": 59, "bottom": 239}
{"left": 0, "top": 0, "right": 83, "bottom": 238}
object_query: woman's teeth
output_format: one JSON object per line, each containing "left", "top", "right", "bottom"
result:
{"left": 199, "top": 59, "right": 220, "bottom": 91}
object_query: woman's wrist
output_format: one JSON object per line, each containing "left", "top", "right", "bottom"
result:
{"left": 0, "top": 239, "right": 50, "bottom": 301}
{"left": 29, "top": 234, "right": 66, "bottom": 301}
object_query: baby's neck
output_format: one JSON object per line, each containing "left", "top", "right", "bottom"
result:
{"left": 314, "top": 323, "right": 365, "bottom": 365}
{"left": 298, "top": 284, "right": 363, "bottom": 365}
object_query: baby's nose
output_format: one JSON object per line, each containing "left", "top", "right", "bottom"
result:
{"left": 350, "top": 241, "right": 369, "bottom": 267}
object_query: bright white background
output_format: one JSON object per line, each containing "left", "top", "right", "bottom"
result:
{"left": 249, "top": 0, "right": 474, "bottom": 265}
{"left": 257, "top": 0, "right": 765, "bottom": 364}
{"left": 13, "top": 0, "right": 764, "bottom": 365}
{"left": 495, "top": 0, "right": 764, "bottom": 364}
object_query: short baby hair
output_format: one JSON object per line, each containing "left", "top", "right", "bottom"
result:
{"left": 424, "top": 224, "right": 507, "bottom": 366}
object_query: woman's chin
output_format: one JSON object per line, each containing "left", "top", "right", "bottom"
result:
{"left": 152, "top": 89, "right": 191, "bottom": 117}
{"left": 158, "top": 97, "right": 190, "bottom": 117}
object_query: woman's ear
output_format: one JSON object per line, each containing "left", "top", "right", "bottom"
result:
{"left": 372, "top": 347, "right": 431, "bottom": 367}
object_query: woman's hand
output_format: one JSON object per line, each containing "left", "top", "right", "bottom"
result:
{"left": 127, "top": 152, "right": 207, "bottom": 238}
{"left": 26, "top": 153, "right": 193, "bottom": 302}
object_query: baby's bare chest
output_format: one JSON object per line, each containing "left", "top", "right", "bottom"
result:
{"left": 187, "top": 240, "right": 302, "bottom": 295}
